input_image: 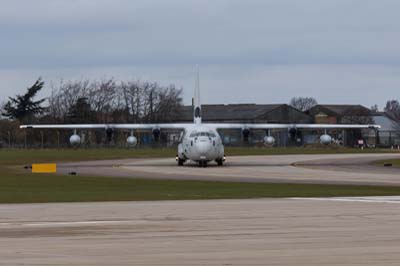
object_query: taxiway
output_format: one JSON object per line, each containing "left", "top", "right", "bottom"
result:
{"left": 58, "top": 153, "right": 400, "bottom": 186}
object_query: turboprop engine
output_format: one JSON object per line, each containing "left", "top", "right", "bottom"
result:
{"left": 264, "top": 136, "right": 275, "bottom": 145}
{"left": 152, "top": 128, "right": 161, "bottom": 142}
{"left": 69, "top": 134, "right": 81, "bottom": 146}
{"left": 242, "top": 128, "right": 250, "bottom": 142}
{"left": 320, "top": 134, "right": 332, "bottom": 145}
{"left": 127, "top": 136, "right": 138, "bottom": 147}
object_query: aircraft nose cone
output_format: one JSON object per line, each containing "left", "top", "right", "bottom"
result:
{"left": 195, "top": 140, "right": 212, "bottom": 157}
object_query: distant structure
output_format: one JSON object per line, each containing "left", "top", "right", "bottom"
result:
{"left": 4, "top": 102, "right": 398, "bottom": 148}
{"left": 176, "top": 104, "right": 311, "bottom": 123}
{"left": 168, "top": 103, "right": 399, "bottom": 147}
{"left": 369, "top": 112, "right": 400, "bottom": 147}
{"left": 307, "top": 105, "right": 372, "bottom": 124}
{"left": 173, "top": 104, "right": 312, "bottom": 146}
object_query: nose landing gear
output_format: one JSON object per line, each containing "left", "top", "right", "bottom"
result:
{"left": 199, "top": 161, "right": 208, "bottom": 168}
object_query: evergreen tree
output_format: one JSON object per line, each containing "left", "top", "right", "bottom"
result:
{"left": 2, "top": 78, "right": 46, "bottom": 122}
{"left": 66, "top": 97, "right": 96, "bottom": 123}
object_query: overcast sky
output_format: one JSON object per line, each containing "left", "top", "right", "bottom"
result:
{"left": 1, "top": 0, "right": 400, "bottom": 108}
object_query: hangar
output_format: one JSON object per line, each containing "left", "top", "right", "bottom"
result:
{"left": 168, "top": 103, "right": 381, "bottom": 147}
{"left": 172, "top": 104, "right": 312, "bottom": 146}
{"left": 306, "top": 104, "right": 375, "bottom": 147}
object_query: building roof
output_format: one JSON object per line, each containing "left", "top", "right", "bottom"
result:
{"left": 176, "top": 104, "right": 312, "bottom": 123}
{"left": 372, "top": 112, "right": 400, "bottom": 131}
{"left": 308, "top": 104, "right": 371, "bottom": 117}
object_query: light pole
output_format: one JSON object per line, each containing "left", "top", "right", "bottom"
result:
{"left": 57, "top": 131, "right": 60, "bottom": 149}
{"left": 7, "top": 131, "right": 11, "bottom": 148}
{"left": 40, "top": 131, "right": 44, "bottom": 149}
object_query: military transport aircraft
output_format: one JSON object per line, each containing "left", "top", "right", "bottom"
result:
{"left": 20, "top": 67, "right": 380, "bottom": 167}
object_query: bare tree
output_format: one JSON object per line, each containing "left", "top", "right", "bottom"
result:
{"left": 119, "top": 80, "right": 150, "bottom": 123}
{"left": 289, "top": 97, "right": 318, "bottom": 112}
{"left": 117, "top": 80, "right": 183, "bottom": 123}
{"left": 370, "top": 104, "right": 379, "bottom": 113}
{"left": 17, "top": 78, "right": 185, "bottom": 147}
{"left": 48, "top": 80, "right": 91, "bottom": 122}
{"left": 152, "top": 85, "right": 183, "bottom": 122}
{"left": 384, "top": 99, "right": 400, "bottom": 121}
{"left": 87, "top": 79, "right": 117, "bottom": 123}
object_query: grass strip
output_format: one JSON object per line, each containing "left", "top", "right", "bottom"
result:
{"left": 0, "top": 171, "right": 400, "bottom": 203}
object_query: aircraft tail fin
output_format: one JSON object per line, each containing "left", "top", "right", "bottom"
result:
{"left": 193, "top": 65, "right": 202, "bottom": 125}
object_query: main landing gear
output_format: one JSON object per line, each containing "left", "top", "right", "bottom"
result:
{"left": 216, "top": 156, "right": 225, "bottom": 166}
{"left": 215, "top": 159, "right": 223, "bottom": 166}
{"left": 176, "top": 155, "right": 185, "bottom": 166}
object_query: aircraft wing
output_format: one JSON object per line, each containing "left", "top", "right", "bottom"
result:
{"left": 20, "top": 123, "right": 192, "bottom": 130}
{"left": 204, "top": 123, "right": 381, "bottom": 130}
{"left": 20, "top": 123, "right": 381, "bottom": 130}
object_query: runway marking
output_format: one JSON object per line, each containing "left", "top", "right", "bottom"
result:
{"left": 292, "top": 196, "right": 400, "bottom": 204}
{"left": 0, "top": 220, "right": 139, "bottom": 228}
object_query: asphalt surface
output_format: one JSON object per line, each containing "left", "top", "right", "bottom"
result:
{"left": 58, "top": 153, "right": 400, "bottom": 186}
{"left": 4, "top": 153, "right": 400, "bottom": 265}
{"left": 2, "top": 198, "right": 400, "bottom": 265}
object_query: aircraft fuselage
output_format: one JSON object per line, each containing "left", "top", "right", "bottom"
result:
{"left": 177, "top": 125, "right": 224, "bottom": 166}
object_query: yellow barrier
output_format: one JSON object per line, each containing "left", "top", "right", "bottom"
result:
{"left": 32, "top": 164, "right": 57, "bottom": 173}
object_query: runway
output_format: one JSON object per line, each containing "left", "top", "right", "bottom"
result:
{"left": 2, "top": 198, "right": 400, "bottom": 265}
{"left": 59, "top": 153, "right": 400, "bottom": 186}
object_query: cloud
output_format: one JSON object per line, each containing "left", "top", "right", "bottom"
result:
{"left": 0, "top": 0, "right": 399, "bottom": 108}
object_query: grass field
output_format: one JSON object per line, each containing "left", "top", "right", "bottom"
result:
{"left": 0, "top": 147, "right": 399, "bottom": 203}
{"left": 0, "top": 148, "right": 175, "bottom": 166}
{"left": 2, "top": 173, "right": 400, "bottom": 203}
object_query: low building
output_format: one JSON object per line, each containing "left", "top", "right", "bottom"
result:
{"left": 176, "top": 104, "right": 312, "bottom": 124}
{"left": 174, "top": 104, "right": 313, "bottom": 146}
{"left": 370, "top": 112, "right": 400, "bottom": 147}
{"left": 140, "top": 103, "right": 395, "bottom": 148}
{"left": 307, "top": 104, "right": 372, "bottom": 124}
{"left": 307, "top": 105, "right": 375, "bottom": 146}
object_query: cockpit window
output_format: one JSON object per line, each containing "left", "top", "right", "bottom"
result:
{"left": 190, "top": 131, "right": 216, "bottom": 138}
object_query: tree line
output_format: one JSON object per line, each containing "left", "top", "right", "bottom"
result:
{"left": 0, "top": 78, "right": 183, "bottom": 148}
{"left": 0, "top": 78, "right": 399, "bottom": 148}
{"left": 3, "top": 78, "right": 183, "bottom": 124}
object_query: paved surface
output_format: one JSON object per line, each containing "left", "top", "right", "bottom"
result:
{"left": 2, "top": 198, "right": 400, "bottom": 265}
{"left": 59, "top": 153, "right": 400, "bottom": 186}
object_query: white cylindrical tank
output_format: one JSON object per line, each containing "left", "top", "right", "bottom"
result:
{"left": 127, "top": 136, "right": 138, "bottom": 147}
{"left": 320, "top": 134, "right": 332, "bottom": 145}
{"left": 264, "top": 136, "right": 275, "bottom": 145}
{"left": 69, "top": 134, "right": 81, "bottom": 146}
